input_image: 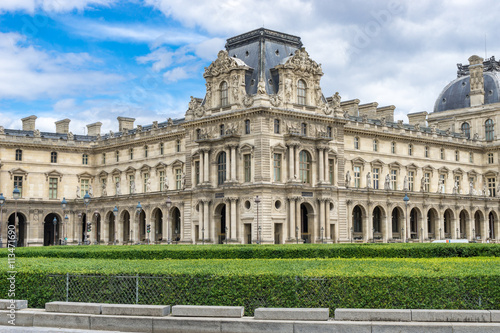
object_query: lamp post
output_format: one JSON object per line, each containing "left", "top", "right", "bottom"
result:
{"left": 403, "top": 192, "right": 409, "bottom": 242}
{"left": 61, "top": 198, "right": 67, "bottom": 245}
{"left": 0, "top": 193, "right": 5, "bottom": 248}
{"left": 321, "top": 226, "right": 324, "bottom": 244}
{"left": 52, "top": 217, "right": 57, "bottom": 246}
{"left": 13, "top": 186, "right": 20, "bottom": 247}
{"left": 296, "top": 226, "right": 299, "bottom": 244}
{"left": 258, "top": 226, "right": 262, "bottom": 245}
{"left": 64, "top": 215, "right": 68, "bottom": 245}
{"left": 113, "top": 206, "right": 118, "bottom": 245}
{"left": 255, "top": 196, "right": 260, "bottom": 244}
{"left": 83, "top": 192, "right": 91, "bottom": 245}
{"left": 135, "top": 202, "right": 142, "bottom": 245}
{"left": 165, "top": 197, "right": 172, "bottom": 244}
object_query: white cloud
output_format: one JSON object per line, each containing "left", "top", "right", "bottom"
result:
{"left": 163, "top": 67, "right": 190, "bottom": 82}
{"left": 0, "top": 0, "right": 115, "bottom": 14}
{"left": 0, "top": 32, "right": 124, "bottom": 100}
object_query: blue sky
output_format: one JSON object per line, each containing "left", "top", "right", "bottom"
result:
{"left": 0, "top": 0, "right": 499, "bottom": 133}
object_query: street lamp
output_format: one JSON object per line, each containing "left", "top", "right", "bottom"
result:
{"left": 61, "top": 198, "right": 67, "bottom": 245}
{"left": 165, "top": 197, "right": 172, "bottom": 244}
{"left": 53, "top": 217, "right": 57, "bottom": 245}
{"left": 135, "top": 202, "right": 142, "bottom": 245}
{"left": 83, "top": 192, "right": 91, "bottom": 245}
{"left": 13, "top": 186, "right": 20, "bottom": 247}
{"left": 113, "top": 206, "right": 118, "bottom": 245}
{"left": 296, "top": 226, "right": 299, "bottom": 244}
{"left": 403, "top": 192, "right": 409, "bottom": 242}
{"left": 255, "top": 196, "right": 261, "bottom": 244}
{"left": 258, "top": 226, "right": 262, "bottom": 245}
{"left": 0, "top": 193, "right": 5, "bottom": 248}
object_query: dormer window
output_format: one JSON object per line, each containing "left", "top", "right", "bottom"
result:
{"left": 220, "top": 81, "right": 228, "bottom": 107}
{"left": 297, "top": 79, "right": 306, "bottom": 105}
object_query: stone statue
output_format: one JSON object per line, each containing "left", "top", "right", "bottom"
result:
{"left": 76, "top": 186, "right": 81, "bottom": 199}
{"left": 483, "top": 184, "right": 488, "bottom": 196}
{"left": 420, "top": 176, "right": 425, "bottom": 192}
{"left": 33, "top": 129, "right": 40, "bottom": 137}
{"left": 384, "top": 174, "right": 391, "bottom": 190}
{"left": 345, "top": 171, "right": 351, "bottom": 188}
{"left": 469, "top": 181, "right": 474, "bottom": 195}
{"left": 130, "top": 180, "right": 136, "bottom": 194}
{"left": 67, "top": 132, "right": 74, "bottom": 140}
{"left": 332, "top": 92, "right": 341, "bottom": 110}
{"left": 146, "top": 178, "right": 151, "bottom": 192}
{"left": 473, "top": 133, "right": 479, "bottom": 140}
{"left": 167, "top": 118, "right": 174, "bottom": 126}
{"left": 109, "top": 130, "right": 114, "bottom": 138}
{"left": 497, "top": 183, "right": 500, "bottom": 197}
{"left": 453, "top": 181, "right": 459, "bottom": 194}
{"left": 403, "top": 176, "right": 408, "bottom": 191}
{"left": 257, "top": 77, "right": 266, "bottom": 95}
{"left": 101, "top": 180, "right": 107, "bottom": 196}
{"left": 116, "top": 181, "right": 121, "bottom": 195}
{"left": 437, "top": 178, "right": 445, "bottom": 194}
{"left": 205, "top": 82, "right": 212, "bottom": 107}
{"left": 181, "top": 172, "right": 186, "bottom": 190}
{"left": 366, "top": 172, "right": 371, "bottom": 189}
{"left": 284, "top": 78, "right": 292, "bottom": 102}
{"left": 88, "top": 185, "right": 93, "bottom": 197}
{"left": 0, "top": 126, "right": 4, "bottom": 134}
{"left": 163, "top": 176, "right": 169, "bottom": 191}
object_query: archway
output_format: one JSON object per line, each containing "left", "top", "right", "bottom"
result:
{"left": 171, "top": 207, "right": 181, "bottom": 243}
{"left": 474, "top": 211, "right": 483, "bottom": 241}
{"left": 352, "top": 205, "right": 364, "bottom": 241}
{"left": 391, "top": 207, "right": 404, "bottom": 240}
{"left": 93, "top": 212, "right": 101, "bottom": 245}
{"left": 489, "top": 211, "right": 495, "bottom": 239}
{"left": 139, "top": 210, "right": 146, "bottom": 243}
{"left": 372, "top": 206, "right": 386, "bottom": 241}
{"left": 81, "top": 213, "right": 87, "bottom": 244}
{"left": 43, "top": 213, "right": 61, "bottom": 246}
{"left": 427, "top": 208, "right": 438, "bottom": 239}
{"left": 107, "top": 211, "right": 116, "bottom": 244}
{"left": 152, "top": 208, "right": 163, "bottom": 243}
{"left": 409, "top": 208, "right": 419, "bottom": 240}
{"left": 300, "top": 203, "right": 314, "bottom": 243}
{"left": 459, "top": 210, "right": 468, "bottom": 239}
{"left": 444, "top": 209, "right": 453, "bottom": 238}
{"left": 122, "top": 211, "right": 130, "bottom": 244}
{"left": 7, "top": 212, "right": 27, "bottom": 247}
{"left": 214, "top": 204, "right": 226, "bottom": 244}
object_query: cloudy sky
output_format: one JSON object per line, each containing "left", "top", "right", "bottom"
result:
{"left": 0, "top": 0, "right": 498, "bottom": 133}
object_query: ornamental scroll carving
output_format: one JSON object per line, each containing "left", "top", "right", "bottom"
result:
{"left": 204, "top": 50, "right": 242, "bottom": 78}
{"left": 281, "top": 47, "right": 323, "bottom": 76}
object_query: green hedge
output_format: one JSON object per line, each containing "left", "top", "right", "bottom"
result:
{"left": 1, "top": 257, "right": 499, "bottom": 315}
{"left": 3, "top": 243, "right": 500, "bottom": 260}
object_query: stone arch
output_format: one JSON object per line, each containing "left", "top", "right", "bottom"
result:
{"left": 488, "top": 210, "right": 497, "bottom": 240}
{"left": 214, "top": 203, "right": 227, "bottom": 244}
{"left": 473, "top": 210, "right": 484, "bottom": 241}
{"left": 300, "top": 201, "right": 315, "bottom": 243}
{"left": 7, "top": 211, "right": 28, "bottom": 247}
{"left": 390, "top": 206, "right": 404, "bottom": 240}
{"left": 351, "top": 204, "right": 367, "bottom": 241}
{"left": 121, "top": 210, "right": 131, "bottom": 244}
{"left": 170, "top": 206, "right": 181, "bottom": 243}
{"left": 426, "top": 207, "right": 439, "bottom": 240}
{"left": 42, "top": 212, "right": 63, "bottom": 246}
{"left": 92, "top": 211, "right": 102, "bottom": 245}
{"left": 409, "top": 206, "right": 423, "bottom": 241}
{"left": 372, "top": 206, "right": 386, "bottom": 241}
{"left": 443, "top": 208, "right": 454, "bottom": 238}
{"left": 105, "top": 210, "right": 117, "bottom": 244}
{"left": 458, "top": 209, "right": 470, "bottom": 240}
{"left": 151, "top": 207, "right": 163, "bottom": 243}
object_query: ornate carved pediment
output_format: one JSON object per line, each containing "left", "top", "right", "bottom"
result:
{"left": 405, "top": 163, "right": 418, "bottom": 171}
{"left": 171, "top": 159, "right": 184, "bottom": 170}
{"left": 140, "top": 164, "right": 151, "bottom": 174}
{"left": 77, "top": 172, "right": 94, "bottom": 182}
{"left": 203, "top": 50, "right": 247, "bottom": 78}
{"left": 438, "top": 166, "right": 449, "bottom": 174}
{"left": 239, "top": 143, "right": 254, "bottom": 159}
{"left": 280, "top": 47, "right": 323, "bottom": 76}
{"left": 45, "top": 170, "right": 63, "bottom": 181}
{"left": 111, "top": 168, "right": 121, "bottom": 176}
{"left": 125, "top": 166, "right": 136, "bottom": 174}
{"left": 388, "top": 161, "right": 402, "bottom": 169}
{"left": 98, "top": 170, "right": 108, "bottom": 178}
{"left": 370, "top": 159, "right": 385, "bottom": 168}
{"left": 187, "top": 96, "right": 205, "bottom": 119}
{"left": 453, "top": 168, "right": 464, "bottom": 175}
{"left": 8, "top": 168, "right": 28, "bottom": 180}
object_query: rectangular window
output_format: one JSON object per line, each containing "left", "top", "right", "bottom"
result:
{"left": 160, "top": 143, "right": 164, "bottom": 155}
{"left": 469, "top": 152, "right": 473, "bottom": 163}
{"left": 175, "top": 169, "right": 182, "bottom": 190}
{"left": 440, "top": 149, "right": 445, "bottom": 160}
{"left": 391, "top": 142, "right": 396, "bottom": 154}
{"left": 13, "top": 176, "right": 23, "bottom": 198}
{"left": 144, "top": 146, "right": 148, "bottom": 158}
{"left": 328, "top": 159, "right": 334, "bottom": 184}
{"left": 129, "top": 175, "right": 135, "bottom": 193}
{"left": 143, "top": 173, "right": 149, "bottom": 192}
{"left": 82, "top": 154, "right": 88, "bottom": 165}
{"left": 455, "top": 150, "right": 459, "bottom": 162}
{"left": 354, "top": 137, "right": 359, "bottom": 149}
{"left": 194, "top": 161, "right": 200, "bottom": 185}
{"left": 425, "top": 146, "right": 429, "bottom": 158}
{"left": 15, "top": 149, "right": 22, "bottom": 161}
{"left": 102, "top": 153, "right": 106, "bottom": 164}
{"left": 424, "top": 173, "right": 430, "bottom": 192}
{"left": 455, "top": 175, "right": 461, "bottom": 193}
{"left": 488, "top": 153, "right": 494, "bottom": 164}
{"left": 130, "top": 148, "right": 133, "bottom": 160}
{"left": 159, "top": 171, "right": 165, "bottom": 191}
{"left": 390, "top": 170, "right": 397, "bottom": 190}
{"left": 373, "top": 140, "right": 378, "bottom": 152}
{"left": 274, "top": 119, "right": 280, "bottom": 134}
{"left": 439, "top": 174, "right": 446, "bottom": 193}
{"left": 245, "top": 120, "right": 250, "bottom": 134}
{"left": 116, "top": 151, "right": 119, "bottom": 162}
{"left": 488, "top": 177, "right": 496, "bottom": 197}
{"left": 354, "top": 166, "right": 360, "bottom": 188}
{"left": 408, "top": 171, "right": 414, "bottom": 191}
{"left": 81, "top": 179, "right": 89, "bottom": 197}
{"left": 176, "top": 140, "right": 181, "bottom": 152}
{"left": 244, "top": 154, "right": 251, "bottom": 182}
{"left": 49, "top": 177, "right": 58, "bottom": 199}
{"left": 372, "top": 168, "right": 379, "bottom": 189}
{"left": 273, "top": 153, "right": 281, "bottom": 182}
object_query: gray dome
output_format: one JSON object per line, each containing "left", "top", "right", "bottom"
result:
{"left": 434, "top": 72, "right": 500, "bottom": 112}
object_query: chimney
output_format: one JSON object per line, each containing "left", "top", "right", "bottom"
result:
{"left": 468, "top": 55, "right": 484, "bottom": 107}
{"left": 55, "top": 119, "right": 71, "bottom": 133}
{"left": 117, "top": 117, "right": 135, "bottom": 132}
{"left": 86, "top": 122, "right": 102, "bottom": 136}
{"left": 340, "top": 99, "right": 360, "bottom": 117}
{"left": 21, "top": 115, "right": 37, "bottom": 131}
{"left": 358, "top": 102, "right": 379, "bottom": 119}
{"left": 407, "top": 111, "right": 427, "bottom": 127}
{"left": 376, "top": 105, "right": 396, "bottom": 122}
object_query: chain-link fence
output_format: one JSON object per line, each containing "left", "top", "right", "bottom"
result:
{"left": 46, "top": 274, "right": 495, "bottom": 316}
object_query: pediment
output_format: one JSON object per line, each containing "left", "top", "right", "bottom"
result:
{"left": 388, "top": 161, "right": 402, "bottom": 169}
{"left": 77, "top": 172, "right": 94, "bottom": 181}
{"left": 8, "top": 168, "right": 28, "bottom": 180}
{"left": 438, "top": 166, "right": 450, "bottom": 174}
{"left": 125, "top": 166, "right": 136, "bottom": 174}
{"left": 171, "top": 159, "right": 184, "bottom": 169}
{"left": 111, "top": 168, "right": 121, "bottom": 176}
{"left": 45, "top": 170, "right": 63, "bottom": 181}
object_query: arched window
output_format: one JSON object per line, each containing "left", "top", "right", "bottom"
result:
{"left": 220, "top": 81, "right": 228, "bottom": 107}
{"left": 299, "top": 150, "right": 311, "bottom": 183}
{"left": 217, "top": 152, "right": 226, "bottom": 185}
{"left": 353, "top": 206, "right": 362, "bottom": 233}
{"left": 82, "top": 154, "right": 88, "bottom": 165}
{"left": 485, "top": 119, "right": 494, "bottom": 141}
{"left": 50, "top": 152, "right": 57, "bottom": 163}
{"left": 245, "top": 119, "right": 250, "bottom": 134}
{"left": 297, "top": 79, "right": 306, "bottom": 105}
{"left": 301, "top": 123, "right": 307, "bottom": 136}
{"left": 461, "top": 122, "right": 470, "bottom": 139}
{"left": 15, "top": 149, "right": 22, "bottom": 161}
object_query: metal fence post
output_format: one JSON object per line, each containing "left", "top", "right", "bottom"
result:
{"left": 66, "top": 273, "right": 69, "bottom": 302}
{"left": 136, "top": 274, "right": 139, "bottom": 304}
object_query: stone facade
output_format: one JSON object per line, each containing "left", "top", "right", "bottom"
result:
{"left": 0, "top": 28, "right": 499, "bottom": 246}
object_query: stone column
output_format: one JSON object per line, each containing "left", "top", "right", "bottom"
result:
{"left": 230, "top": 199, "right": 237, "bottom": 240}
{"left": 467, "top": 214, "right": 473, "bottom": 242}
{"left": 325, "top": 200, "right": 331, "bottom": 240}
{"left": 199, "top": 151, "right": 204, "bottom": 185}
{"left": 438, "top": 216, "right": 444, "bottom": 240}
{"left": 288, "top": 145, "right": 294, "bottom": 180}
{"left": 230, "top": 146, "right": 237, "bottom": 181}
{"left": 225, "top": 200, "right": 230, "bottom": 239}
{"left": 366, "top": 206, "right": 373, "bottom": 242}
{"left": 296, "top": 199, "right": 301, "bottom": 241}
{"left": 295, "top": 146, "right": 300, "bottom": 180}
{"left": 289, "top": 198, "right": 295, "bottom": 239}
{"left": 203, "top": 150, "right": 209, "bottom": 183}
{"left": 422, "top": 209, "right": 428, "bottom": 241}
{"left": 318, "top": 149, "right": 324, "bottom": 183}
{"left": 324, "top": 150, "right": 329, "bottom": 183}
{"left": 203, "top": 200, "right": 210, "bottom": 241}
{"left": 180, "top": 203, "right": 184, "bottom": 242}
{"left": 384, "top": 209, "right": 391, "bottom": 242}
{"left": 319, "top": 199, "right": 325, "bottom": 242}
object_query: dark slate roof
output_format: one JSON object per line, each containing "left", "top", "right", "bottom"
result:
{"left": 225, "top": 28, "right": 303, "bottom": 95}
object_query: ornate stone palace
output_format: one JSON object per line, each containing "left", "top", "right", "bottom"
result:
{"left": 0, "top": 28, "right": 499, "bottom": 246}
